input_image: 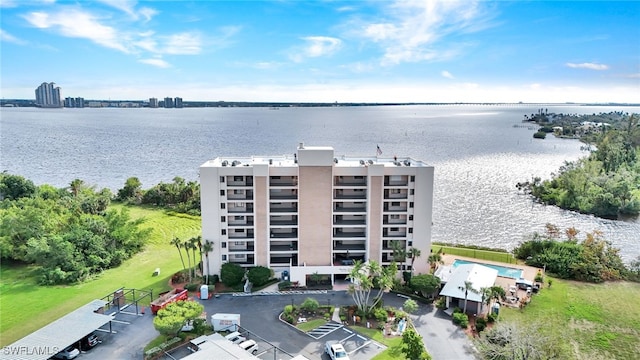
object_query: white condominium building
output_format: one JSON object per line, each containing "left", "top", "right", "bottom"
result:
{"left": 199, "top": 144, "right": 434, "bottom": 286}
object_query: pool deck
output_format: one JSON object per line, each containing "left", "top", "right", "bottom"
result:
{"left": 439, "top": 254, "right": 543, "bottom": 296}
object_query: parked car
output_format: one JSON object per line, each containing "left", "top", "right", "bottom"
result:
{"left": 325, "top": 341, "right": 349, "bottom": 360}
{"left": 53, "top": 346, "right": 80, "bottom": 359}
{"left": 238, "top": 339, "right": 259, "bottom": 354}
{"left": 79, "top": 332, "right": 100, "bottom": 351}
{"left": 225, "top": 331, "right": 246, "bottom": 345}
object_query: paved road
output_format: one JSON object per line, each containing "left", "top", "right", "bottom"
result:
{"left": 78, "top": 291, "right": 477, "bottom": 360}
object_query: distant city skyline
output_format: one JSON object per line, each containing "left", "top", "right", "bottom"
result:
{"left": 1, "top": 1, "right": 639, "bottom": 103}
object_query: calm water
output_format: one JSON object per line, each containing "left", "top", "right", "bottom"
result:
{"left": 1, "top": 105, "right": 639, "bottom": 260}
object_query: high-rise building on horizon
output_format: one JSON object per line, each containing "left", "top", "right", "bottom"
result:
{"left": 149, "top": 98, "right": 159, "bottom": 108}
{"left": 64, "top": 97, "right": 85, "bottom": 108}
{"left": 35, "top": 82, "right": 62, "bottom": 108}
{"left": 199, "top": 144, "right": 434, "bottom": 286}
{"left": 175, "top": 97, "right": 183, "bottom": 108}
{"left": 163, "top": 97, "right": 174, "bottom": 108}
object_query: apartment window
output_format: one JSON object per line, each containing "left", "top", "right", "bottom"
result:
{"left": 410, "top": 189, "right": 414, "bottom": 195}
{"left": 409, "top": 215, "right": 414, "bottom": 221}
{"left": 233, "top": 176, "right": 243, "bottom": 182}
{"left": 390, "top": 214, "right": 400, "bottom": 219}
{"left": 220, "top": 203, "right": 226, "bottom": 209}
{"left": 409, "top": 202, "right": 414, "bottom": 208}
{"left": 222, "top": 255, "right": 227, "bottom": 261}
{"left": 221, "top": 242, "right": 227, "bottom": 248}
{"left": 220, "top": 176, "right": 225, "bottom": 183}
{"left": 271, "top": 176, "right": 281, "bottom": 179}
{"left": 391, "top": 189, "right": 401, "bottom": 194}
{"left": 235, "top": 241, "right": 243, "bottom": 246}
{"left": 391, "top": 227, "right": 399, "bottom": 232}
{"left": 234, "top": 254, "right": 244, "bottom": 259}
{"left": 391, "top": 202, "right": 400, "bottom": 207}
{"left": 235, "top": 216, "right": 243, "bottom": 221}
{"left": 236, "top": 202, "right": 245, "bottom": 207}
{"left": 221, "top": 229, "right": 226, "bottom": 235}
{"left": 410, "top": 176, "right": 415, "bottom": 182}
{"left": 409, "top": 228, "right": 413, "bottom": 234}
{"left": 408, "top": 241, "right": 413, "bottom": 247}
{"left": 354, "top": 176, "right": 364, "bottom": 179}
{"left": 234, "top": 189, "right": 243, "bottom": 195}
{"left": 221, "top": 216, "right": 226, "bottom": 222}
{"left": 235, "top": 229, "right": 244, "bottom": 233}
{"left": 220, "top": 190, "right": 225, "bottom": 196}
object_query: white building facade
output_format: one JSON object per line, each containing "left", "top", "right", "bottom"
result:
{"left": 199, "top": 144, "right": 434, "bottom": 286}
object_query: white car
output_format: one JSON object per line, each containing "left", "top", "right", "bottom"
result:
{"left": 225, "top": 331, "right": 246, "bottom": 345}
{"left": 325, "top": 342, "right": 349, "bottom": 360}
{"left": 53, "top": 346, "right": 80, "bottom": 359}
{"left": 238, "top": 339, "right": 259, "bottom": 354}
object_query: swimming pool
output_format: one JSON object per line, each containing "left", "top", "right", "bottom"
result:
{"left": 452, "top": 259, "right": 524, "bottom": 279}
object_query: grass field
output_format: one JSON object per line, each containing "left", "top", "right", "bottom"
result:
{"left": 431, "top": 244, "right": 516, "bottom": 264}
{"left": 0, "top": 204, "right": 201, "bottom": 347}
{"left": 351, "top": 325, "right": 405, "bottom": 360}
{"left": 500, "top": 278, "right": 640, "bottom": 359}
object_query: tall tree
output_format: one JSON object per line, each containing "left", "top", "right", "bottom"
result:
{"left": 458, "top": 280, "right": 479, "bottom": 314}
{"left": 189, "top": 236, "right": 201, "bottom": 279}
{"left": 428, "top": 249, "right": 444, "bottom": 273}
{"left": 202, "top": 240, "right": 214, "bottom": 284}
{"left": 347, "top": 260, "right": 397, "bottom": 314}
{"left": 401, "top": 329, "right": 430, "bottom": 360}
{"left": 409, "top": 247, "right": 421, "bottom": 272}
{"left": 183, "top": 239, "right": 192, "bottom": 283}
{"left": 69, "top": 179, "right": 84, "bottom": 197}
{"left": 170, "top": 237, "right": 186, "bottom": 270}
{"left": 391, "top": 240, "right": 408, "bottom": 270}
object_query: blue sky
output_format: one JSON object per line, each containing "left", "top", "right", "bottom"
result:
{"left": 1, "top": 0, "right": 639, "bottom": 103}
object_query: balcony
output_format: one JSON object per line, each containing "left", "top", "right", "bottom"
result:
{"left": 333, "top": 214, "right": 366, "bottom": 225}
{"left": 228, "top": 242, "right": 255, "bottom": 252}
{"left": 270, "top": 230, "right": 298, "bottom": 239}
{"left": 384, "top": 189, "right": 408, "bottom": 200}
{"left": 228, "top": 190, "right": 253, "bottom": 200}
{"left": 383, "top": 202, "right": 408, "bottom": 212}
{"left": 270, "top": 202, "right": 298, "bottom": 213}
{"left": 270, "top": 176, "right": 298, "bottom": 187}
{"left": 228, "top": 216, "right": 254, "bottom": 227}
{"left": 383, "top": 228, "right": 407, "bottom": 237}
{"left": 229, "top": 254, "right": 255, "bottom": 266}
{"left": 382, "top": 240, "right": 407, "bottom": 251}
{"left": 228, "top": 230, "right": 254, "bottom": 239}
{"left": 270, "top": 215, "right": 298, "bottom": 226}
{"left": 383, "top": 215, "right": 407, "bottom": 225}
{"left": 270, "top": 188, "right": 298, "bottom": 200}
{"left": 334, "top": 189, "right": 366, "bottom": 200}
{"left": 227, "top": 176, "right": 254, "bottom": 187}
{"left": 333, "top": 240, "right": 366, "bottom": 251}
{"left": 334, "top": 176, "right": 367, "bottom": 186}
{"left": 333, "top": 229, "right": 366, "bottom": 238}
{"left": 270, "top": 254, "right": 298, "bottom": 266}
{"left": 270, "top": 241, "right": 298, "bottom": 252}
{"left": 384, "top": 175, "right": 408, "bottom": 187}
{"left": 334, "top": 202, "right": 366, "bottom": 213}
{"left": 228, "top": 204, "right": 254, "bottom": 213}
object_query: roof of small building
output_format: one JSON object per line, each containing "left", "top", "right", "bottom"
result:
{"left": 182, "top": 333, "right": 259, "bottom": 360}
{"left": 439, "top": 264, "right": 498, "bottom": 303}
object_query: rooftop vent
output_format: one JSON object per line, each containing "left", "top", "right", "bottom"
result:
{"left": 232, "top": 160, "right": 240, "bottom": 166}
{"left": 222, "top": 160, "right": 228, "bottom": 167}
{"left": 368, "top": 160, "right": 374, "bottom": 165}
{"left": 403, "top": 160, "right": 411, "bottom": 166}
{"left": 269, "top": 159, "right": 273, "bottom": 165}
{"left": 334, "top": 158, "right": 338, "bottom": 164}
{"left": 359, "top": 160, "right": 365, "bottom": 165}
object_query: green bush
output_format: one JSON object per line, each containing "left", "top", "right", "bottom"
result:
{"left": 533, "top": 131, "right": 547, "bottom": 139}
{"left": 475, "top": 317, "right": 487, "bottom": 332}
{"left": 452, "top": 313, "right": 469, "bottom": 328}
{"left": 220, "top": 262, "right": 245, "bottom": 287}
{"left": 185, "top": 283, "right": 199, "bottom": 292}
{"left": 340, "top": 315, "right": 346, "bottom": 322}
{"left": 435, "top": 297, "right": 447, "bottom": 310}
{"left": 372, "top": 308, "right": 388, "bottom": 322}
{"left": 284, "top": 305, "right": 294, "bottom": 315}
{"left": 301, "top": 298, "right": 320, "bottom": 312}
{"left": 487, "top": 313, "right": 497, "bottom": 323}
{"left": 278, "top": 281, "right": 291, "bottom": 290}
{"left": 247, "top": 266, "right": 273, "bottom": 287}
{"left": 283, "top": 313, "right": 294, "bottom": 324}
{"left": 324, "top": 313, "right": 331, "bottom": 321}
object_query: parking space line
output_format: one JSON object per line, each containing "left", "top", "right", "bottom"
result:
{"left": 347, "top": 340, "right": 372, "bottom": 355}
{"left": 339, "top": 333, "right": 355, "bottom": 343}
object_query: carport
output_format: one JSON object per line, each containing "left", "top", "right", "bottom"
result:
{"left": 2, "top": 300, "right": 115, "bottom": 360}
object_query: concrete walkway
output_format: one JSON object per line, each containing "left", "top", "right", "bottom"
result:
{"left": 331, "top": 307, "right": 341, "bottom": 323}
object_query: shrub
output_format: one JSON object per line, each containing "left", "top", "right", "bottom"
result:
{"left": 452, "top": 313, "right": 469, "bottom": 328}
{"left": 278, "top": 281, "right": 291, "bottom": 291}
{"left": 435, "top": 297, "right": 447, "bottom": 310}
{"left": 171, "top": 270, "right": 189, "bottom": 284}
{"left": 372, "top": 308, "right": 388, "bottom": 322}
{"left": 487, "top": 313, "right": 497, "bottom": 323}
{"left": 453, "top": 307, "right": 462, "bottom": 314}
{"left": 185, "top": 283, "right": 199, "bottom": 292}
{"left": 324, "top": 313, "right": 331, "bottom": 321}
{"left": 247, "top": 266, "right": 273, "bottom": 287}
{"left": 284, "top": 305, "right": 294, "bottom": 315}
{"left": 475, "top": 317, "right": 487, "bottom": 332}
{"left": 283, "top": 313, "right": 295, "bottom": 324}
{"left": 301, "top": 298, "right": 320, "bottom": 312}
{"left": 403, "top": 299, "right": 419, "bottom": 314}
{"left": 220, "top": 263, "right": 245, "bottom": 287}
{"left": 340, "top": 315, "right": 346, "bottom": 322}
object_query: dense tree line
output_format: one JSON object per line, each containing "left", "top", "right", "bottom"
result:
{"left": 0, "top": 173, "right": 150, "bottom": 284}
{"left": 518, "top": 114, "right": 640, "bottom": 219}
{"left": 513, "top": 224, "right": 636, "bottom": 283}
{"left": 116, "top": 176, "right": 200, "bottom": 215}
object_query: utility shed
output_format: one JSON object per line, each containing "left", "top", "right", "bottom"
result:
{"left": 182, "top": 333, "right": 259, "bottom": 360}
{"left": 2, "top": 300, "right": 114, "bottom": 360}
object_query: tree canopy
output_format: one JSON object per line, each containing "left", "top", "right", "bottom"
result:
{"left": 153, "top": 300, "right": 204, "bottom": 337}
{"left": 347, "top": 260, "right": 397, "bottom": 314}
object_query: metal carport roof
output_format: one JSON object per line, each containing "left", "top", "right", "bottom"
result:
{"left": 1, "top": 300, "right": 114, "bottom": 360}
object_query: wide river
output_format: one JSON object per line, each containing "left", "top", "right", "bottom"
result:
{"left": 1, "top": 104, "right": 638, "bottom": 260}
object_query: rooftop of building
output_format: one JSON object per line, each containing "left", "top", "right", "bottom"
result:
{"left": 201, "top": 145, "right": 430, "bottom": 168}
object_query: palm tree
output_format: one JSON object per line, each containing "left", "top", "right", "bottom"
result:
{"left": 202, "top": 240, "right": 214, "bottom": 284}
{"left": 488, "top": 285, "right": 506, "bottom": 312}
{"left": 171, "top": 237, "right": 186, "bottom": 270}
{"left": 458, "top": 280, "right": 479, "bottom": 314}
{"left": 183, "top": 239, "right": 192, "bottom": 283}
{"left": 190, "top": 236, "right": 202, "bottom": 279}
{"left": 409, "top": 248, "right": 421, "bottom": 272}
{"left": 69, "top": 179, "right": 84, "bottom": 197}
{"left": 390, "top": 240, "right": 407, "bottom": 271}
{"left": 428, "top": 249, "right": 444, "bottom": 273}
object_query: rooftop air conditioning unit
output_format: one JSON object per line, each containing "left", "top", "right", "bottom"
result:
{"left": 404, "top": 160, "right": 411, "bottom": 166}
{"left": 359, "top": 160, "right": 365, "bottom": 165}
{"left": 334, "top": 158, "right": 338, "bottom": 164}
{"left": 368, "top": 160, "right": 374, "bottom": 165}
{"left": 222, "top": 160, "right": 228, "bottom": 166}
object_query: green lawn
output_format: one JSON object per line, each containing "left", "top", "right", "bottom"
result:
{"left": 431, "top": 244, "right": 516, "bottom": 263}
{"left": 500, "top": 278, "right": 640, "bottom": 359}
{"left": 351, "top": 326, "right": 405, "bottom": 360}
{"left": 0, "top": 204, "right": 201, "bottom": 347}
{"left": 296, "top": 319, "right": 327, "bottom": 332}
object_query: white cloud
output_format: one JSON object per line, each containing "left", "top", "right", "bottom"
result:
{"left": 352, "top": 0, "right": 495, "bottom": 65}
{"left": 0, "top": 28, "right": 27, "bottom": 44}
{"left": 163, "top": 32, "right": 201, "bottom": 55}
{"left": 566, "top": 62, "right": 609, "bottom": 70}
{"left": 290, "top": 36, "right": 342, "bottom": 62}
{"left": 97, "top": 0, "right": 157, "bottom": 21}
{"left": 138, "top": 58, "right": 170, "bottom": 68}
{"left": 441, "top": 70, "right": 454, "bottom": 79}
{"left": 23, "top": 9, "right": 130, "bottom": 53}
